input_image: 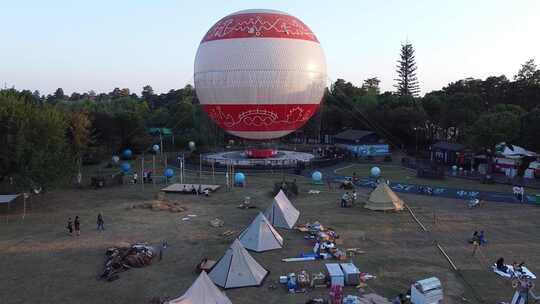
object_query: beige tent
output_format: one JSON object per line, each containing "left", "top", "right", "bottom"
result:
{"left": 264, "top": 190, "right": 299, "bottom": 229}
{"left": 167, "top": 271, "right": 232, "bottom": 304}
{"left": 364, "top": 183, "right": 404, "bottom": 211}
{"left": 239, "top": 212, "right": 283, "bottom": 252}
{"left": 209, "top": 239, "right": 268, "bottom": 289}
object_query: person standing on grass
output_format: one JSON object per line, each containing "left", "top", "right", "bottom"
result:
{"left": 67, "top": 217, "right": 73, "bottom": 235}
{"left": 471, "top": 232, "right": 481, "bottom": 256}
{"left": 341, "top": 192, "right": 349, "bottom": 208}
{"left": 74, "top": 216, "right": 81, "bottom": 236}
{"left": 352, "top": 190, "right": 358, "bottom": 206}
{"left": 159, "top": 240, "right": 168, "bottom": 261}
{"left": 97, "top": 213, "right": 104, "bottom": 231}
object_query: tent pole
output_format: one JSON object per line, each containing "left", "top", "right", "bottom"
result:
{"left": 153, "top": 154, "right": 156, "bottom": 188}
{"left": 199, "top": 154, "right": 202, "bottom": 185}
{"left": 22, "top": 194, "right": 26, "bottom": 221}
{"left": 141, "top": 155, "right": 145, "bottom": 192}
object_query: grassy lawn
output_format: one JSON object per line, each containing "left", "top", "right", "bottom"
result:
{"left": 334, "top": 163, "right": 524, "bottom": 193}
{"left": 2, "top": 167, "right": 540, "bottom": 304}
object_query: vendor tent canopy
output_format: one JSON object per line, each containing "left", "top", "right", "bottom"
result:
{"left": 239, "top": 212, "right": 283, "bottom": 252}
{"left": 264, "top": 190, "right": 299, "bottom": 229}
{"left": 496, "top": 142, "right": 538, "bottom": 158}
{"left": 209, "top": 239, "right": 268, "bottom": 289}
{"left": 0, "top": 194, "right": 20, "bottom": 212}
{"left": 167, "top": 271, "right": 232, "bottom": 304}
{"left": 0, "top": 194, "right": 19, "bottom": 205}
{"left": 364, "top": 183, "right": 404, "bottom": 211}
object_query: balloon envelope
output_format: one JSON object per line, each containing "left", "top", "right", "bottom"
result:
{"left": 152, "top": 144, "right": 160, "bottom": 152}
{"left": 312, "top": 171, "right": 322, "bottom": 182}
{"left": 370, "top": 167, "right": 381, "bottom": 177}
{"left": 164, "top": 168, "right": 174, "bottom": 177}
{"left": 234, "top": 172, "right": 246, "bottom": 184}
{"left": 123, "top": 149, "right": 133, "bottom": 158}
{"left": 121, "top": 163, "right": 131, "bottom": 173}
{"left": 194, "top": 9, "right": 327, "bottom": 140}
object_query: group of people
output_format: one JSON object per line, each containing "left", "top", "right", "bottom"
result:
{"left": 131, "top": 171, "right": 154, "bottom": 184}
{"left": 496, "top": 257, "right": 527, "bottom": 276}
{"left": 340, "top": 191, "right": 357, "bottom": 208}
{"left": 66, "top": 213, "right": 105, "bottom": 236}
{"left": 180, "top": 184, "right": 210, "bottom": 196}
{"left": 66, "top": 216, "right": 81, "bottom": 236}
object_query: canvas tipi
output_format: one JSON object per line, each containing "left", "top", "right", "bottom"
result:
{"left": 264, "top": 190, "right": 300, "bottom": 229}
{"left": 239, "top": 212, "right": 283, "bottom": 252}
{"left": 167, "top": 271, "right": 232, "bottom": 304}
{"left": 364, "top": 183, "right": 404, "bottom": 211}
{"left": 209, "top": 239, "right": 268, "bottom": 289}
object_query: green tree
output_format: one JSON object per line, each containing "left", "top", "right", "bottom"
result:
{"left": 520, "top": 109, "right": 540, "bottom": 151}
{"left": 468, "top": 111, "right": 520, "bottom": 149}
{"left": 54, "top": 88, "right": 65, "bottom": 100}
{"left": 0, "top": 90, "right": 74, "bottom": 189}
{"left": 394, "top": 43, "right": 420, "bottom": 97}
{"left": 514, "top": 59, "right": 537, "bottom": 81}
{"left": 362, "top": 77, "right": 381, "bottom": 94}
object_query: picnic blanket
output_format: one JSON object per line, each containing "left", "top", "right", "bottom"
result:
{"left": 492, "top": 264, "right": 536, "bottom": 279}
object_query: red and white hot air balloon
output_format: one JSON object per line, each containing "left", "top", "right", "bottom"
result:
{"left": 194, "top": 9, "right": 327, "bottom": 140}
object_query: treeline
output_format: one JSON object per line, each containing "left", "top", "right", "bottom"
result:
{"left": 308, "top": 59, "right": 540, "bottom": 153}
{"left": 1, "top": 60, "right": 539, "bottom": 188}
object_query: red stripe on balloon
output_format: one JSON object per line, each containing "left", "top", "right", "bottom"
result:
{"left": 202, "top": 104, "right": 320, "bottom": 132}
{"left": 201, "top": 13, "right": 319, "bottom": 43}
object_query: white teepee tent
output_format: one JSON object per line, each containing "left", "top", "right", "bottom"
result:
{"left": 167, "top": 271, "right": 232, "bottom": 304}
{"left": 239, "top": 212, "right": 283, "bottom": 252}
{"left": 208, "top": 239, "right": 268, "bottom": 289}
{"left": 264, "top": 190, "right": 300, "bottom": 229}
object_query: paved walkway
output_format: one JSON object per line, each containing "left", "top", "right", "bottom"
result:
{"left": 306, "top": 163, "right": 540, "bottom": 205}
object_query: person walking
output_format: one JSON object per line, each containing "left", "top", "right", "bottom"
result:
{"left": 74, "top": 216, "right": 81, "bottom": 236}
{"left": 97, "top": 213, "right": 105, "bottom": 231}
{"left": 67, "top": 217, "right": 73, "bottom": 235}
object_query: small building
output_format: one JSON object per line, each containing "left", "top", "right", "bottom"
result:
{"left": 332, "top": 129, "right": 389, "bottom": 156}
{"left": 430, "top": 141, "right": 466, "bottom": 165}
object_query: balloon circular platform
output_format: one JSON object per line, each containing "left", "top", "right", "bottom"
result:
{"left": 194, "top": 9, "right": 327, "bottom": 140}
{"left": 202, "top": 149, "right": 315, "bottom": 168}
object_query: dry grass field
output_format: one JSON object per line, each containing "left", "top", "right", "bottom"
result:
{"left": 1, "top": 170, "right": 539, "bottom": 304}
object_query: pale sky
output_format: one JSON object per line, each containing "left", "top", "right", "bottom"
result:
{"left": 1, "top": 0, "right": 539, "bottom": 96}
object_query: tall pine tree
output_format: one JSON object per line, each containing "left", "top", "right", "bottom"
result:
{"left": 394, "top": 43, "right": 420, "bottom": 96}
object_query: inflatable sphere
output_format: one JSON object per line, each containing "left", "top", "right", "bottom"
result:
{"left": 312, "top": 171, "right": 323, "bottom": 182}
{"left": 234, "top": 172, "right": 246, "bottom": 184}
{"left": 121, "top": 162, "right": 131, "bottom": 173}
{"left": 452, "top": 165, "right": 458, "bottom": 171}
{"left": 123, "top": 149, "right": 133, "bottom": 158}
{"left": 164, "top": 168, "right": 174, "bottom": 178}
{"left": 112, "top": 155, "right": 120, "bottom": 164}
{"left": 194, "top": 9, "right": 327, "bottom": 140}
{"left": 152, "top": 144, "right": 160, "bottom": 152}
{"left": 370, "top": 166, "right": 381, "bottom": 177}
{"left": 188, "top": 141, "right": 196, "bottom": 151}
